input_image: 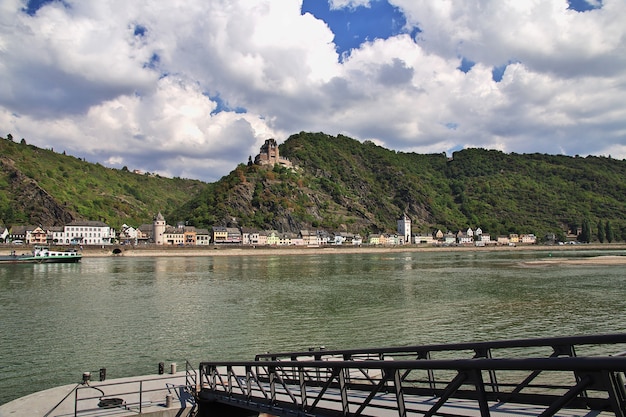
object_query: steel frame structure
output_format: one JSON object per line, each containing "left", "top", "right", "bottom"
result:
{"left": 198, "top": 334, "right": 626, "bottom": 417}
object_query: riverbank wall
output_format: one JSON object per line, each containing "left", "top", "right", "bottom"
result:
{"left": 2, "top": 242, "right": 625, "bottom": 258}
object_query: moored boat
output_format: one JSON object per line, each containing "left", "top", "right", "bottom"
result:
{"left": 0, "top": 246, "right": 82, "bottom": 264}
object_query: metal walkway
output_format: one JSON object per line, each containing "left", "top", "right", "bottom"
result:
{"left": 197, "top": 334, "right": 626, "bottom": 416}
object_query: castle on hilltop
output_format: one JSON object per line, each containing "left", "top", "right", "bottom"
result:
{"left": 254, "top": 139, "right": 292, "bottom": 168}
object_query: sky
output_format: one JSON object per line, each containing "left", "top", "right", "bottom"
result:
{"left": 1, "top": 0, "right": 625, "bottom": 182}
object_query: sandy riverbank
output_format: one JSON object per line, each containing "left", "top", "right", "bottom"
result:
{"left": 521, "top": 255, "right": 626, "bottom": 266}
{"left": 2, "top": 243, "right": 625, "bottom": 263}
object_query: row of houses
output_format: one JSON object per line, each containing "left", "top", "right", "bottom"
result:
{"left": 0, "top": 216, "right": 536, "bottom": 247}
{"left": 124, "top": 217, "right": 365, "bottom": 247}
{"left": 415, "top": 228, "right": 537, "bottom": 246}
{"left": 1, "top": 221, "right": 116, "bottom": 246}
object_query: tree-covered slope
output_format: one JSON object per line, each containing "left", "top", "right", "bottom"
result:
{"left": 173, "top": 132, "right": 459, "bottom": 234}
{"left": 174, "top": 132, "right": 626, "bottom": 240}
{"left": 0, "top": 136, "right": 205, "bottom": 228}
{"left": 446, "top": 148, "right": 626, "bottom": 238}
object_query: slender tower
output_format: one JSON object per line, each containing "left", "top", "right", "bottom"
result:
{"left": 153, "top": 212, "right": 166, "bottom": 245}
{"left": 397, "top": 214, "right": 411, "bottom": 244}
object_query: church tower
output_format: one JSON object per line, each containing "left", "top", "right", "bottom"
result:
{"left": 397, "top": 214, "right": 411, "bottom": 244}
{"left": 153, "top": 212, "right": 166, "bottom": 245}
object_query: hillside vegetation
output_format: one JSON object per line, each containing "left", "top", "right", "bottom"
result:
{"left": 0, "top": 136, "right": 205, "bottom": 228}
{"left": 174, "top": 132, "right": 626, "bottom": 241}
{"left": 3, "top": 132, "right": 626, "bottom": 242}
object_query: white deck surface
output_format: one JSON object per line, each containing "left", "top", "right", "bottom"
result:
{"left": 0, "top": 371, "right": 195, "bottom": 417}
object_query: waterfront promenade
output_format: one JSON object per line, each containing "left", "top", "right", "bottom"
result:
{"left": 2, "top": 242, "right": 625, "bottom": 261}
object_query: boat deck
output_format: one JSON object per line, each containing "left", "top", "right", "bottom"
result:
{"left": 0, "top": 370, "right": 195, "bottom": 417}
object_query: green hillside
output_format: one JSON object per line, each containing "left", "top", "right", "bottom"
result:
{"left": 0, "top": 136, "right": 205, "bottom": 228}
{"left": 174, "top": 132, "right": 626, "bottom": 241}
{"left": 3, "top": 131, "right": 626, "bottom": 242}
{"left": 444, "top": 148, "right": 626, "bottom": 238}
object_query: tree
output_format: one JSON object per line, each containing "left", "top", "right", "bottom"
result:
{"left": 579, "top": 218, "right": 591, "bottom": 243}
{"left": 2, "top": 205, "right": 15, "bottom": 225}
{"left": 597, "top": 220, "right": 605, "bottom": 243}
{"left": 6, "top": 133, "right": 13, "bottom": 141}
{"left": 605, "top": 221, "right": 614, "bottom": 243}
{"left": 555, "top": 230, "right": 566, "bottom": 243}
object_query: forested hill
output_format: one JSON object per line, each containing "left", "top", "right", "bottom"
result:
{"left": 2, "top": 132, "right": 626, "bottom": 241}
{"left": 173, "top": 132, "right": 626, "bottom": 240}
{"left": 0, "top": 136, "right": 205, "bottom": 228}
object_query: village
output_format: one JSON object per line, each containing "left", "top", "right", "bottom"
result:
{"left": 0, "top": 212, "right": 536, "bottom": 248}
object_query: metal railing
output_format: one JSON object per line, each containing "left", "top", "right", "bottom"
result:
{"left": 41, "top": 360, "right": 198, "bottom": 416}
{"left": 185, "top": 359, "right": 199, "bottom": 395}
{"left": 198, "top": 334, "right": 626, "bottom": 417}
{"left": 255, "top": 333, "right": 626, "bottom": 362}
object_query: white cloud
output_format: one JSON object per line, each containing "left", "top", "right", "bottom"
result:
{"left": 396, "top": 0, "right": 626, "bottom": 75}
{"left": 329, "top": 0, "right": 373, "bottom": 10}
{"left": 0, "top": 0, "right": 625, "bottom": 183}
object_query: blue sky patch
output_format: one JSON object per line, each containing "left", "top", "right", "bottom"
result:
{"left": 301, "top": 0, "right": 417, "bottom": 60}
{"left": 492, "top": 60, "right": 521, "bottom": 82}
{"left": 143, "top": 53, "right": 160, "bottom": 70}
{"left": 23, "top": 0, "right": 69, "bottom": 16}
{"left": 208, "top": 94, "right": 247, "bottom": 116}
{"left": 133, "top": 24, "right": 147, "bottom": 37}
{"left": 492, "top": 63, "right": 508, "bottom": 82}
{"left": 567, "top": 0, "right": 603, "bottom": 12}
{"left": 458, "top": 57, "right": 475, "bottom": 74}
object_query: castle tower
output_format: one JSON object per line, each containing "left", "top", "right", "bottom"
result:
{"left": 254, "top": 138, "right": 279, "bottom": 165}
{"left": 153, "top": 212, "right": 166, "bottom": 245}
{"left": 397, "top": 214, "right": 411, "bottom": 244}
{"left": 262, "top": 138, "right": 279, "bottom": 164}
{"left": 254, "top": 138, "right": 292, "bottom": 168}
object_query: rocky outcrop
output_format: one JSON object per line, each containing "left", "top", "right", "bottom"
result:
{"left": 1, "top": 157, "right": 76, "bottom": 226}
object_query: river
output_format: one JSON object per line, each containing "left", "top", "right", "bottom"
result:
{"left": 1, "top": 248, "right": 625, "bottom": 405}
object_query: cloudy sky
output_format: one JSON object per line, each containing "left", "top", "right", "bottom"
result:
{"left": 1, "top": 0, "right": 625, "bottom": 182}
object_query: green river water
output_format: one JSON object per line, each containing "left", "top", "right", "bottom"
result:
{"left": 1, "top": 249, "right": 625, "bottom": 405}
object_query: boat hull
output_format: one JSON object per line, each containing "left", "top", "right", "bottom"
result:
{"left": 0, "top": 256, "right": 82, "bottom": 264}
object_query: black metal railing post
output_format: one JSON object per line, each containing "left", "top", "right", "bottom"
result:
{"left": 605, "top": 371, "right": 626, "bottom": 417}
{"left": 138, "top": 380, "right": 143, "bottom": 413}
{"left": 299, "top": 365, "right": 308, "bottom": 410}
{"left": 391, "top": 368, "right": 407, "bottom": 417}
{"left": 245, "top": 365, "right": 253, "bottom": 400}
{"left": 269, "top": 365, "right": 277, "bottom": 405}
{"left": 337, "top": 366, "right": 349, "bottom": 415}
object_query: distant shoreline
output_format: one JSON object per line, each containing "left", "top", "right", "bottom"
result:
{"left": 520, "top": 255, "right": 626, "bottom": 266}
{"left": 2, "top": 243, "right": 625, "bottom": 261}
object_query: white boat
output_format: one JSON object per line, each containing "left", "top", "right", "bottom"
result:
{"left": 0, "top": 246, "right": 82, "bottom": 264}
